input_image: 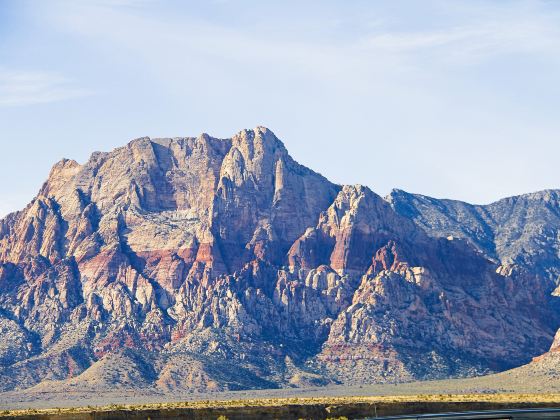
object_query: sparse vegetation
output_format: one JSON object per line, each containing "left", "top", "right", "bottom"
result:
{"left": 1, "top": 394, "right": 560, "bottom": 418}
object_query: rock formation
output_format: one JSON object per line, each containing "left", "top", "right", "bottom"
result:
{"left": 0, "top": 127, "right": 558, "bottom": 392}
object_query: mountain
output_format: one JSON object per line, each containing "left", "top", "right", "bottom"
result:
{"left": 0, "top": 127, "right": 558, "bottom": 393}
{"left": 388, "top": 189, "right": 560, "bottom": 291}
{"left": 388, "top": 189, "right": 560, "bottom": 359}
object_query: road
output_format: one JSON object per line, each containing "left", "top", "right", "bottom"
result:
{"left": 371, "top": 408, "right": 560, "bottom": 419}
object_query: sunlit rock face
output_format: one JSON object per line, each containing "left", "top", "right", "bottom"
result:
{"left": 0, "top": 127, "right": 558, "bottom": 392}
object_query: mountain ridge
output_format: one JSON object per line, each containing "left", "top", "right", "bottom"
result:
{"left": 0, "top": 126, "right": 558, "bottom": 393}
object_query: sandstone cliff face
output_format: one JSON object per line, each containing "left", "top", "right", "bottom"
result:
{"left": 0, "top": 127, "right": 558, "bottom": 392}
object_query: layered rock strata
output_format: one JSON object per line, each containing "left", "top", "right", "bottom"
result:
{"left": 0, "top": 127, "right": 558, "bottom": 392}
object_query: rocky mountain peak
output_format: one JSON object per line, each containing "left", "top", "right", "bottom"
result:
{"left": 0, "top": 127, "right": 558, "bottom": 393}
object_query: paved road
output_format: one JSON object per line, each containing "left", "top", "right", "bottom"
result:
{"left": 369, "top": 408, "right": 560, "bottom": 419}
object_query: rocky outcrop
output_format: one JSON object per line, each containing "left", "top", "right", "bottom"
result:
{"left": 388, "top": 188, "right": 560, "bottom": 362}
{"left": 0, "top": 127, "right": 558, "bottom": 392}
{"left": 387, "top": 189, "right": 560, "bottom": 290}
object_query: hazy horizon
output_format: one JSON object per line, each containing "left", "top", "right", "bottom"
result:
{"left": 1, "top": 0, "right": 560, "bottom": 217}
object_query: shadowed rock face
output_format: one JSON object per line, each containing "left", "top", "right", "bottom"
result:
{"left": 0, "top": 127, "right": 558, "bottom": 392}
{"left": 387, "top": 189, "right": 560, "bottom": 289}
{"left": 388, "top": 188, "right": 560, "bottom": 362}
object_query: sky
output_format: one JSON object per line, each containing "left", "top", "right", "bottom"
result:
{"left": 1, "top": 0, "right": 560, "bottom": 218}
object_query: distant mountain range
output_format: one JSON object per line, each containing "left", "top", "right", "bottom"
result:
{"left": 1, "top": 127, "right": 559, "bottom": 392}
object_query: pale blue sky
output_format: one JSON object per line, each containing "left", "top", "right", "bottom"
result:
{"left": 1, "top": 0, "right": 560, "bottom": 217}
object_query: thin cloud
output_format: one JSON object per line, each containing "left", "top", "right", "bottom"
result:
{"left": 42, "top": 0, "right": 560, "bottom": 81}
{"left": 360, "top": 21, "right": 560, "bottom": 63}
{"left": 69, "top": 0, "right": 157, "bottom": 7}
{"left": 0, "top": 69, "right": 92, "bottom": 107}
{"left": 363, "top": 29, "right": 478, "bottom": 50}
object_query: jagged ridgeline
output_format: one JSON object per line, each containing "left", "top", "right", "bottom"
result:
{"left": 0, "top": 127, "right": 559, "bottom": 392}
